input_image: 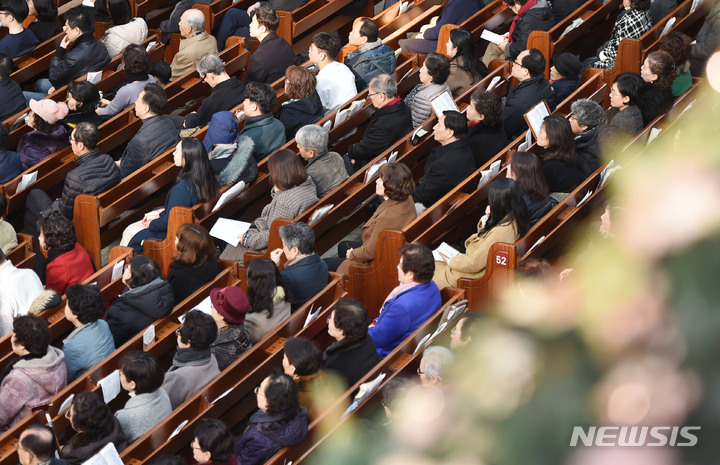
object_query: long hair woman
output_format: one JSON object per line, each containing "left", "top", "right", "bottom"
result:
{"left": 98, "top": 44, "right": 155, "bottom": 117}
{"left": 243, "top": 258, "right": 291, "bottom": 344}
{"left": 537, "top": 115, "right": 583, "bottom": 194}
{"left": 638, "top": 50, "right": 675, "bottom": 125}
{"left": 64, "top": 81, "right": 103, "bottom": 127}
{"left": 445, "top": 28, "right": 487, "bottom": 98}
{"left": 168, "top": 223, "right": 219, "bottom": 304}
{"left": 508, "top": 151, "right": 553, "bottom": 226}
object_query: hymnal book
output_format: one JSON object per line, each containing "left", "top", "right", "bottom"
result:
{"left": 209, "top": 218, "right": 251, "bottom": 247}
{"left": 518, "top": 129, "right": 533, "bottom": 151}
{"left": 388, "top": 150, "right": 399, "bottom": 164}
{"left": 111, "top": 260, "right": 124, "bottom": 281}
{"left": 168, "top": 420, "right": 189, "bottom": 441}
{"left": 146, "top": 41, "right": 158, "bottom": 52}
{"left": 309, "top": 204, "right": 334, "bottom": 226}
{"left": 486, "top": 75, "right": 502, "bottom": 92}
{"left": 559, "top": 18, "right": 583, "bottom": 38}
{"left": 576, "top": 190, "right": 593, "bottom": 208}
{"left": 16, "top": 171, "right": 37, "bottom": 192}
{"left": 97, "top": 370, "right": 121, "bottom": 404}
{"left": 481, "top": 29, "right": 504, "bottom": 45}
{"left": 86, "top": 71, "right": 102, "bottom": 84}
{"left": 81, "top": 443, "right": 123, "bottom": 465}
{"left": 303, "top": 304, "right": 323, "bottom": 328}
{"left": 398, "top": 1, "right": 414, "bottom": 16}
{"left": 690, "top": 0, "right": 703, "bottom": 13}
{"left": 526, "top": 235, "right": 545, "bottom": 255}
{"left": 647, "top": 127, "right": 662, "bottom": 145}
{"left": 430, "top": 90, "right": 460, "bottom": 118}
{"left": 477, "top": 159, "right": 503, "bottom": 189}
{"left": 364, "top": 158, "right": 387, "bottom": 183}
{"left": 433, "top": 242, "right": 460, "bottom": 262}
{"left": 179, "top": 296, "right": 212, "bottom": 323}
{"left": 523, "top": 100, "right": 551, "bottom": 140}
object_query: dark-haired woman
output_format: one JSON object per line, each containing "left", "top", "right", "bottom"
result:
{"left": 331, "top": 163, "right": 417, "bottom": 275}
{"left": 64, "top": 81, "right": 103, "bottom": 128}
{"left": 61, "top": 391, "right": 128, "bottom": 465}
{"left": 18, "top": 99, "right": 69, "bottom": 170}
{"left": 282, "top": 337, "right": 324, "bottom": 420}
{"left": 591, "top": 0, "right": 652, "bottom": 70}
{"left": 167, "top": 224, "right": 219, "bottom": 305}
{"left": 234, "top": 372, "right": 308, "bottom": 465}
{"left": 243, "top": 259, "right": 291, "bottom": 344}
{"left": 433, "top": 178, "right": 530, "bottom": 289}
{"left": 637, "top": 50, "right": 675, "bottom": 125}
{"left": 536, "top": 115, "right": 583, "bottom": 193}
{"left": 445, "top": 28, "right": 487, "bottom": 98}
{"left": 658, "top": 31, "right": 693, "bottom": 98}
{"left": 209, "top": 286, "right": 252, "bottom": 370}
{"left": 36, "top": 212, "right": 95, "bottom": 295}
{"left": 368, "top": 243, "right": 442, "bottom": 358}
{"left": 123, "top": 138, "right": 220, "bottom": 253}
{"left": 601, "top": 72, "right": 644, "bottom": 142}
{"left": 405, "top": 53, "right": 451, "bottom": 128}
{"left": 27, "top": 0, "right": 62, "bottom": 42}
{"left": 98, "top": 44, "right": 155, "bottom": 117}
{"left": 101, "top": 0, "right": 148, "bottom": 57}
{"left": 466, "top": 90, "right": 509, "bottom": 169}
{"left": 219, "top": 149, "right": 318, "bottom": 263}
{"left": 192, "top": 419, "right": 237, "bottom": 465}
{"left": 105, "top": 255, "right": 175, "bottom": 347}
{"left": 275, "top": 66, "right": 324, "bottom": 140}
{"left": 508, "top": 151, "right": 552, "bottom": 225}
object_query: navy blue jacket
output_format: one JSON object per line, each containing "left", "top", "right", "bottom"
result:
{"left": 0, "top": 77, "right": 26, "bottom": 122}
{"left": 150, "top": 177, "right": 199, "bottom": 234}
{"left": 275, "top": 91, "right": 324, "bottom": 140}
{"left": 235, "top": 408, "right": 308, "bottom": 465}
{"left": 0, "top": 149, "right": 22, "bottom": 183}
{"left": 368, "top": 281, "right": 442, "bottom": 358}
{"left": 423, "top": 0, "right": 481, "bottom": 41}
{"left": 281, "top": 254, "right": 328, "bottom": 312}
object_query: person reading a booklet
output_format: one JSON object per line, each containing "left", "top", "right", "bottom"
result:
{"left": 432, "top": 178, "right": 530, "bottom": 289}
{"left": 481, "top": 0, "right": 553, "bottom": 66}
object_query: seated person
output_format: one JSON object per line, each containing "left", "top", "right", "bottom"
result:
{"left": 105, "top": 255, "right": 174, "bottom": 347}
{"left": 569, "top": 98, "right": 604, "bottom": 177}
{"left": 243, "top": 259, "right": 291, "bottom": 343}
{"left": 209, "top": 286, "right": 252, "bottom": 371}
{"left": 537, "top": 115, "right": 583, "bottom": 193}
{"left": 17, "top": 424, "right": 64, "bottom": 465}
{"left": 234, "top": 372, "right": 308, "bottom": 464}
{"left": 216, "top": 0, "right": 308, "bottom": 49}
{"left": 26, "top": 0, "right": 62, "bottom": 43}
{"left": 658, "top": 31, "right": 693, "bottom": 98}
{"left": 24, "top": 122, "right": 121, "bottom": 231}
{"left": 0, "top": 196, "right": 17, "bottom": 254}
{"left": 689, "top": 1, "right": 720, "bottom": 76}
{"left": 150, "top": 60, "right": 172, "bottom": 86}
{"left": 327, "top": 163, "right": 417, "bottom": 275}
{"left": 63, "top": 80, "right": 103, "bottom": 127}
{"left": 482, "top": 0, "right": 553, "bottom": 64}
{"left": 115, "top": 351, "right": 172, "bottom": 442}
{"left": 63, "top": 284, "right": 115, "bottom": 382}
{"left": 168, "top": 223, "right": 218, "bottom": 304}
{"left": 101, "top": 0, "right": 148, "bottom": 58}
{"left": 346, "top": 74, "right": 413, "bottom": 171}
{"left": 237, "top": 82, "right": 286, "bottom": 163}
{"left": 275, "top": 65, "right": 324, "bottom": 140}
{"left": 296, "top": 124, "right": 348, "bottom": 197}
{"left": 589, "top": 0, "right": 652, "bottom": 70}
{"left": 344, "top": 18, "right": 396, "bottom": 90}
{"left": 269, "top": 222, "right": 329, "bottom": 311}
{"left": 446, "top": 28, "right": 487, "bottom": 98}
{"left": 507, "top": 151, "right": 553, "bottom": 226}
{"left": 449, "top": 312, "right": 481, "bottom": 350}
{"left": 0, "top": 124, "right": 22, "bottom": 183}
{"left": 0, "top": 315, "right": 66, "bottom": 428}
{"left": 282, "top": 337, "right": 325, "bottom": 420}
{"left": 309, "top": 32, "right": 357, "bottom": 114}
{"left": 380, "top": 377, "right": 414, "bottom": 425}
{"left": 405, "top": 52, "right": 451, "bottom": 128}
{"left": 502, "top": 48, "right": 556, "bottom": 140}
{"left": 97, "top": 44, "right": 156, "bottom": 118}
{"left": 159, "top": 0, "right": 211, "bottom": 39}
{"left": 0, "top": 0, "right": 39, "bottom": 58}
{"left": 17, "top": 99, "right": 69, "bottom": 170}
{"left": 61, "top": 391, "right": 127, "bottom": 465}
{"left": 550, "top": 52, "right": 581, "bottom": 103}
{"left": 433, "top": 178, "right": 530, "bottom": 289}
{"left": 321, "top": 297, "right": 379, "bottom": 386}
{"left": 204, "top": 112, "right": 259, "bottom": 186}
{"left": 638, "top": 50, "right": 675, "bottom": 125}
{"left": 650, "top": 0, "right": 676, "bottom": 24}
{"left": 162, "top": 309, "right": 220, "bottom": 409}
{"left": 418, "top": 345, "right": 453, "bottom": 388}
{"left": 368, "top": 243, "right": 442, "bottom": 358}
{"left": 599, "top": 72, "right": 644, "bottom": 143}
{"left": 170, "top": 9, "right": 218, "bottom": 81}
{"left": 184, "top": 53, "right": 246, "bottom": 128}
{"left": 466, "top": 90, "right": 508, "bottom": 169}
{"left": 191, "top": 419, "right": 237, "bottom": 465}
{"left": 0, "top": 53, "right": 25, "bottom": 122}
{"left": 243, "top": 7, "right": 296, "bottom": 84}
{"left": 399, "top": 0, "right": 481, "bottom": 54}
{"left": 117, "top": 83, "right": 179, "bottom": 178}
{"left": 412, "top": 111, "right": 475, "bottom": 210}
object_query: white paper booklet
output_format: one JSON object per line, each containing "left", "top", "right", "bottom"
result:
{"left": 86, "top": 71, "right": 102, "bottom": 84}
{"left": 525, "top": 100, "right": 550, "bottom": 139}
{"left": 209, "top": 218, "right": 251, "bottom": 247}
{"left": 560, "top": 17, "right": 583, "bottom": 38}
{"left": 97, "top": 370, "right": 121, "bottom": 404}
{"left": 690, "top": 0, "right": 703, "bottom": 13}
{"left": 430, "top": 90, "right": 459, "bottom": 118}
{"left": 16, "top": 171, "right": 38, "bottom": 192}
{"left": 486, "top": 75, "right": 502, "bottom": 92}
{"left": 364, "top": 159, "right": 387, "bottom": 184}
{"left": 179, "top": 295, "right": 213, "bottom": 323}
{"left": 518, "top": 129, "right": 533, "bottom": 151}
{"left": 213, "top": 181, "right": 246, "bottom": 212}
{"left": 526, "top": 235, "right": 545, "bottom": 255}
{"left": 81, "top": 443, "right": 124, "bottom": 465}
{"left": 576, "top": 190, "right": 593, "bottom": 208}
{"left": 111, "top": 260, "right": 124, "bottom": 281}
{"left": 303, "top": 304, "right": 323, "bottom": 328}
{"left": 388, "top": 150, "right": 399, "bottom": 164}
{"left": 309, "top": 204, "right": 334, "bottom": 226}
{"left": 660, "top": 17, "right": 676, "bottom": 37}
{"left": 433, "top": 242, "right": 460, "bottom": 262}
{"left": 481, "top": 29, "right": 504, "bottom": 45}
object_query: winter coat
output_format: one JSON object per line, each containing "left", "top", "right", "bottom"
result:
{"left": 0, "top": 76, "right": 26, "bottom": 122}
{"left": 215, "top": 136, "right": 259, "bottom": 186}
{"left": 305, "top": 150, "right": 349, "bottom": 197}
{"left": 0, "top": 260, "right": 43, "bottom": 337}
{"left": 322, "top": 335, "right": 378, "bottom": 387}
{"left": 551, "top": 77, "right": 579, "bottom": 103}
{"left": 49, "top": 33, "right": 111, "bottom": 88}
{"left": 244, "top": 288, "right": 291, "bottom": 344}
{"left": 119, "top": 115, "right": 179, "bottom": 178}
{"left": 575, "top": 126, "right": 602, "bottom": 177}
{"left": 234, "top": 408, "right": 308, "bottom": 465}
{"left": 115, "top": 388, "right": 172, "bottom": 442}
{"left": 412, "top": 139, "right": 475, "bottom": 208}
{"left": 345, "top": 40, "right": 397, "bottom": 90}
{"left": 0, "top": 346, "right": 66, "bottom": 427}
{"left": 162, "top": 350, "right": 220, "bottom": 409}
{"left": 447, "top": 58, "right": 484, "bottom": 98}
{"left": 690, "top": 2, "right": 720, "bottom": 75}
{"left": 502, "top": 74, "right": 557, "bottom": 140}
{"left": 61, "top": 417, "right": 127, "bottom": 465}
{"left": 637, "top": 81, "right": 673, "bottom": 126}
{"left": 504, "top": 0, "right": 554, "bottom": 60}
{"left": 542, "top": 157, "right": 583, "bottom": 193}
{"left": 466, "top": 122, "right": 509, "bottom": 169}
{"left": 280, "top": 254, "right": 328, "bottom": 311}
{"left": 97, "top": 75, "right": 155, "bottom": 117}
{"left": 0, "top": 220, "right": 16, "bottom": 255}
{"left": 211, "top": 325, "right": 252, "bottom": 370}
{"left": 28, "top": 17, "right": 62, "bottom": 43}
{"left": 602, "top": 105, "right": 643, "bottom": 140}
{"left": 44, "top": 243, "right": 95, "bottom": 295}
{"left": 168, "top": 256, "right": 218, "bottom": 305}
{"left": 170, "top": 32, "right": 218, "bottom": 80}
{"left": 406, "top": 82, "right": 450, "bottom": 128}
{"left": 17, "top": 125, "right": 69, "bottom": 170}
{"left": 101, "top": 18, "right": 148, "bottom": 58}
{"left": 244, "top": 33, "right": 296, "bottom": 84}
{"left": 347, "top": 100, "right": 413, "bottom": 166}
{"left": 0, "top": 149, "right": 22, "bottom": 183}
{"left": 551, "top": 0, "right": 585, "bottom": 24}
{"left": 63, "top": 109, "right": 104, "bottom": 128}
{"left": 105, "top": 277, "right": 175, "bottom": 347}
{"left": 63, "top": 320, "right": 116, "bottom": 382}
{"left": 422, "top": 0, "right": 481, "bottom": 41}
{"left": 595, "top": 8, "right": 652, "bottom": 70}
{"left": 337, "top": 196, "right": 417, "bottom": 275}
{"left": 368, "top": 281, "right": 442, "bottom": 358}
{"left": 187, "top": 77, "right": 246, "bottom": 128}
{"left": 523, "top": 192, "right": 553, "bottom": 226}
{"left": 649, "top": 0, "right": 677, "bottom": 25}
{"left": 239, "top": 115, "right": 286, "bottom": 163}
{"left": 58, "top": 149, "right": 121, "bottom": 219}
{"left": 275, "top": 91, "right": 324, "bottom": 140}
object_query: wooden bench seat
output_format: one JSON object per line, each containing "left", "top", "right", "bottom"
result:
{"left": 4, "top": 233, "right": 34, "bottom": 269}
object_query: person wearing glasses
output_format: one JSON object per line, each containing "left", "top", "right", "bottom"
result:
{"left": 17, "top": 424, "right": 64, "bottom": 465}
{"left": 417, "top": 345, "right": 453, "bottom": 388}
{"left": 568, "top": 99, "right": 604, "bottom": 178}
{"left": 191, "top": 418, "right": 237, "bottom": 465}
{"left": 170, "top": 9, "right": 217, "bottom": 81}
{"left": 234, "top": 371, "right": 308, "bottom": 465}
{"left": 0, "top": 0, "right": 38, "bottom": 58}
{"left": 184, "top": 53, "right": 246, "bottom": 130}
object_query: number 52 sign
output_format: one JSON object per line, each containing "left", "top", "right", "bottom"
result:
{"left": 494, "top": 251, "right": 509, "bottom": 267}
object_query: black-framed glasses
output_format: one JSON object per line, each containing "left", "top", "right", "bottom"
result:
{"left": 200, "top": 74, "right": 207, "bottom": 83}
{"left": 513, "top": 60, "right": 524, "bottom": 68}
{"left": 367, "top": 92, "right": 381, "bottom": 98}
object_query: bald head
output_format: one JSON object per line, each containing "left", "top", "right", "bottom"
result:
{"left": 18, "top": 424, "right": 56, "bottom": 465}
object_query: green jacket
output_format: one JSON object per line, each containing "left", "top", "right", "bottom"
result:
{"left": 240, "top": 115, "right": 286, "bottom": 162}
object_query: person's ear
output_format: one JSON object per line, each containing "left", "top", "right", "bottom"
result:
{"left": 622, "top": 95, "right": 630, "bottom": 105}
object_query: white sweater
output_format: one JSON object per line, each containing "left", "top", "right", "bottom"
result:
{"left": 0, "top": 260, "right": 44, "bottom": 337}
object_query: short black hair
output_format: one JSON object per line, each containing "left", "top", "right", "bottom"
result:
{"left": 614, "top": 72, "right": 643, "bottom": 105}
{"left": 0, "top": 53, "right": 14, "bottom": 78}
{"left": 263, "top": 370, "right": 300, "bottom": 416}
{"left": 119, "top": 351, "right": 164, "bottom": 394}
{"left": 13, "top": 315, "right": 50, "bottom": 355}
{"left": 1, "top": 0, "right": 29, "bottom": 22}
{"left": 245, "top": 81, "right": 277, "bottom": 114}
{"left": 106, "top": 0, "right": 132, "bottom": 25}
{"left": 398, "top": 243, "right": 435, "bottom": 283}
{"left": 32, "top": 0, "right": 57, "bottom": 21}
{"left": 64, "top": 6, "right": 94, "bottom": 35}
{"left": 141, "top": 82, "right": 167, "bottom": 115}
{"left": 521, "top": 49, "right": 546, "bottom": 77}
{"left": 0, "top": 123, "right": 9, "bottom": 148}
{"left": 66, "top": 284, "right": 104, "bottom": 324}
{"left": 68, "top": 80, "right": 101, "bottom": 112}
{"left": 424, "top": 53, "right": 451, "bottom": 84}
{"left": 284, "top": 337, "right": 322, "bottom": 376}
{"left": 442, "top": 110, "right": 468, "bottom": 138}
{"left": 194, "top": 419, "right": 234, "bottom": 462}
{"left": 150, "top": 61, "right": 172, "bottom": 85}
{"left": 125, "top": 255, "right": 161, "bottom": 289}
{"left": 20, "top": 424, "right": 57, "bottom": 462}
{"left": 358, "top": 18, "right": 378, "bottom": 42}
{"left": 332, "top": 297, "right": 369, "bottom": 341}
{"left": 311, "top": 32, "right": 341, "bottom": 59}
{"left": 73, "top": 122, "right": 99, "bottom": 149}
{"left": 254, "top": 6, "right": 279, "bottom": 32}
{"left": 70, "top": 391, "right": 114, "bottom": 435}
{"left": 179, "top": 310, "right": 218, "bottom": 350}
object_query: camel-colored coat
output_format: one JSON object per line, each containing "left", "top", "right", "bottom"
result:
{"left": 170, "top": 32, "right": 218, "bottom": 80}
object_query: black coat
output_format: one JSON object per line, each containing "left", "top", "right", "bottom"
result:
{"left": 275, "top": 91, "right": 324, "bottom": 140}
{"left": 322, "top": 335, "right": 379, "bottom": 387}
{"left": 28, "top": 17, "right": 62, "bottom": 42}
{"left": 542, "top": 158, "right": 583, "bottom": 193}
{"left": 650, "top": 0, "right": 677, "bottom": 25}
{"left": 551, "top": 0, "right": 585, "bottom": 24}
{"left": 186, "top": 77, "right": 246, "bottom": 128}
{"left": 105, "top": 278, "right": 175, "bottom": 347}
{"left": 524, "top": 192, "right": 553, "bottom": 226}
{"left": 59, "top": 149, "right": 121, "bottom": 218}
{"left": 412, "top": 139, "right": 475, "bottom": 208}
{"left": 638, "top": 82, "right": 674, "bottom": 126}
{"left": 466, "top": 122, "right": 509, "bottom": 169}
{"left": 280, "top": 254, "right": 328, "bottom": 312}
{"left": 506, "top": 0, "right": 554, "bottom": 59}
{"left": 64, "top": 110, "right": 105, "bottom": 128}
{"left": 0, "top": 77, "right": 26, "bottom": 122}
{"left": 575, "top": 126, "right": 601, "bottom": 178}
{"left": 502, "top": 74, "right": 557, "bottom": 140}
{"left": 49, "top": 33, "right": 110, "bottom": 88}
{"left": 347, "top": 101, "right": 413, "bottom": 166}
{"left": 119, "top": 115, "right": 180, "bottom": 178}
{"left": 167, "top": 256, "right": 219, "bottom": 305}
{"left": 245, "top": 33, "right": 296, "bottom": 84}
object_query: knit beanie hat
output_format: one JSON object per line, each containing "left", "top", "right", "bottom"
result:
{"left": 552, "top": 53, "right": 582, "bottom": 80}
{"left": 29, "top": 99, "right": 69, "bottom": 125}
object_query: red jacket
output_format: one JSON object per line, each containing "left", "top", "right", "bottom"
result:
{"left": 46, "top": 243, "right": 95, "bottom": 295}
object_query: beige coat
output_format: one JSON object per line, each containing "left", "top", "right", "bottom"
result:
{"left": 447, "top": 61, "right": 476, "bottom": 98}
{"left": 170, "top": 32, "right": 218, "bottom": 80}
{"left": 244, "top": 287, "right": 291, "bottom": 344}
{"left": 433, "top": 219, "right": 519, "bottom": 289}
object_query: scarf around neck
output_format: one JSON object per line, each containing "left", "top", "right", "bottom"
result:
{"left": 508, "top": 0, "right": 538, "bottom": 43}
{"left": 169, "top": 347, "right": 212, "bottom": 371}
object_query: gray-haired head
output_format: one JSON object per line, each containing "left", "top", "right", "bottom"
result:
{"left": 295, "top": 124, "right": 328, "bottom": 155}
{"left": 184, "top": 9, "right": 205, "bottom": 33}
{"left": 421, "top": 346, "right": 454, "bottom": 384}
{"left": 369, "top": 74, "right": 398, "bottom": 99}
{"left": 381, "top": 377, "right": 414, "bottom": 411}
{"left": 196, "top": 53, "right": 226, "bottom": 76}
{"left": 570, "top": 98, "right": 603, "bottom": 129}
{"left": 278, "top": 222, "right": 315, "bottom": 255}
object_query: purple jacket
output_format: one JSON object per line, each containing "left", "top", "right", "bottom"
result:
{"left": 235, "top": 408, "right": 308, "bottom": 465}
{"left": 17, "top": 125, "right": 70, "bottom": 170}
